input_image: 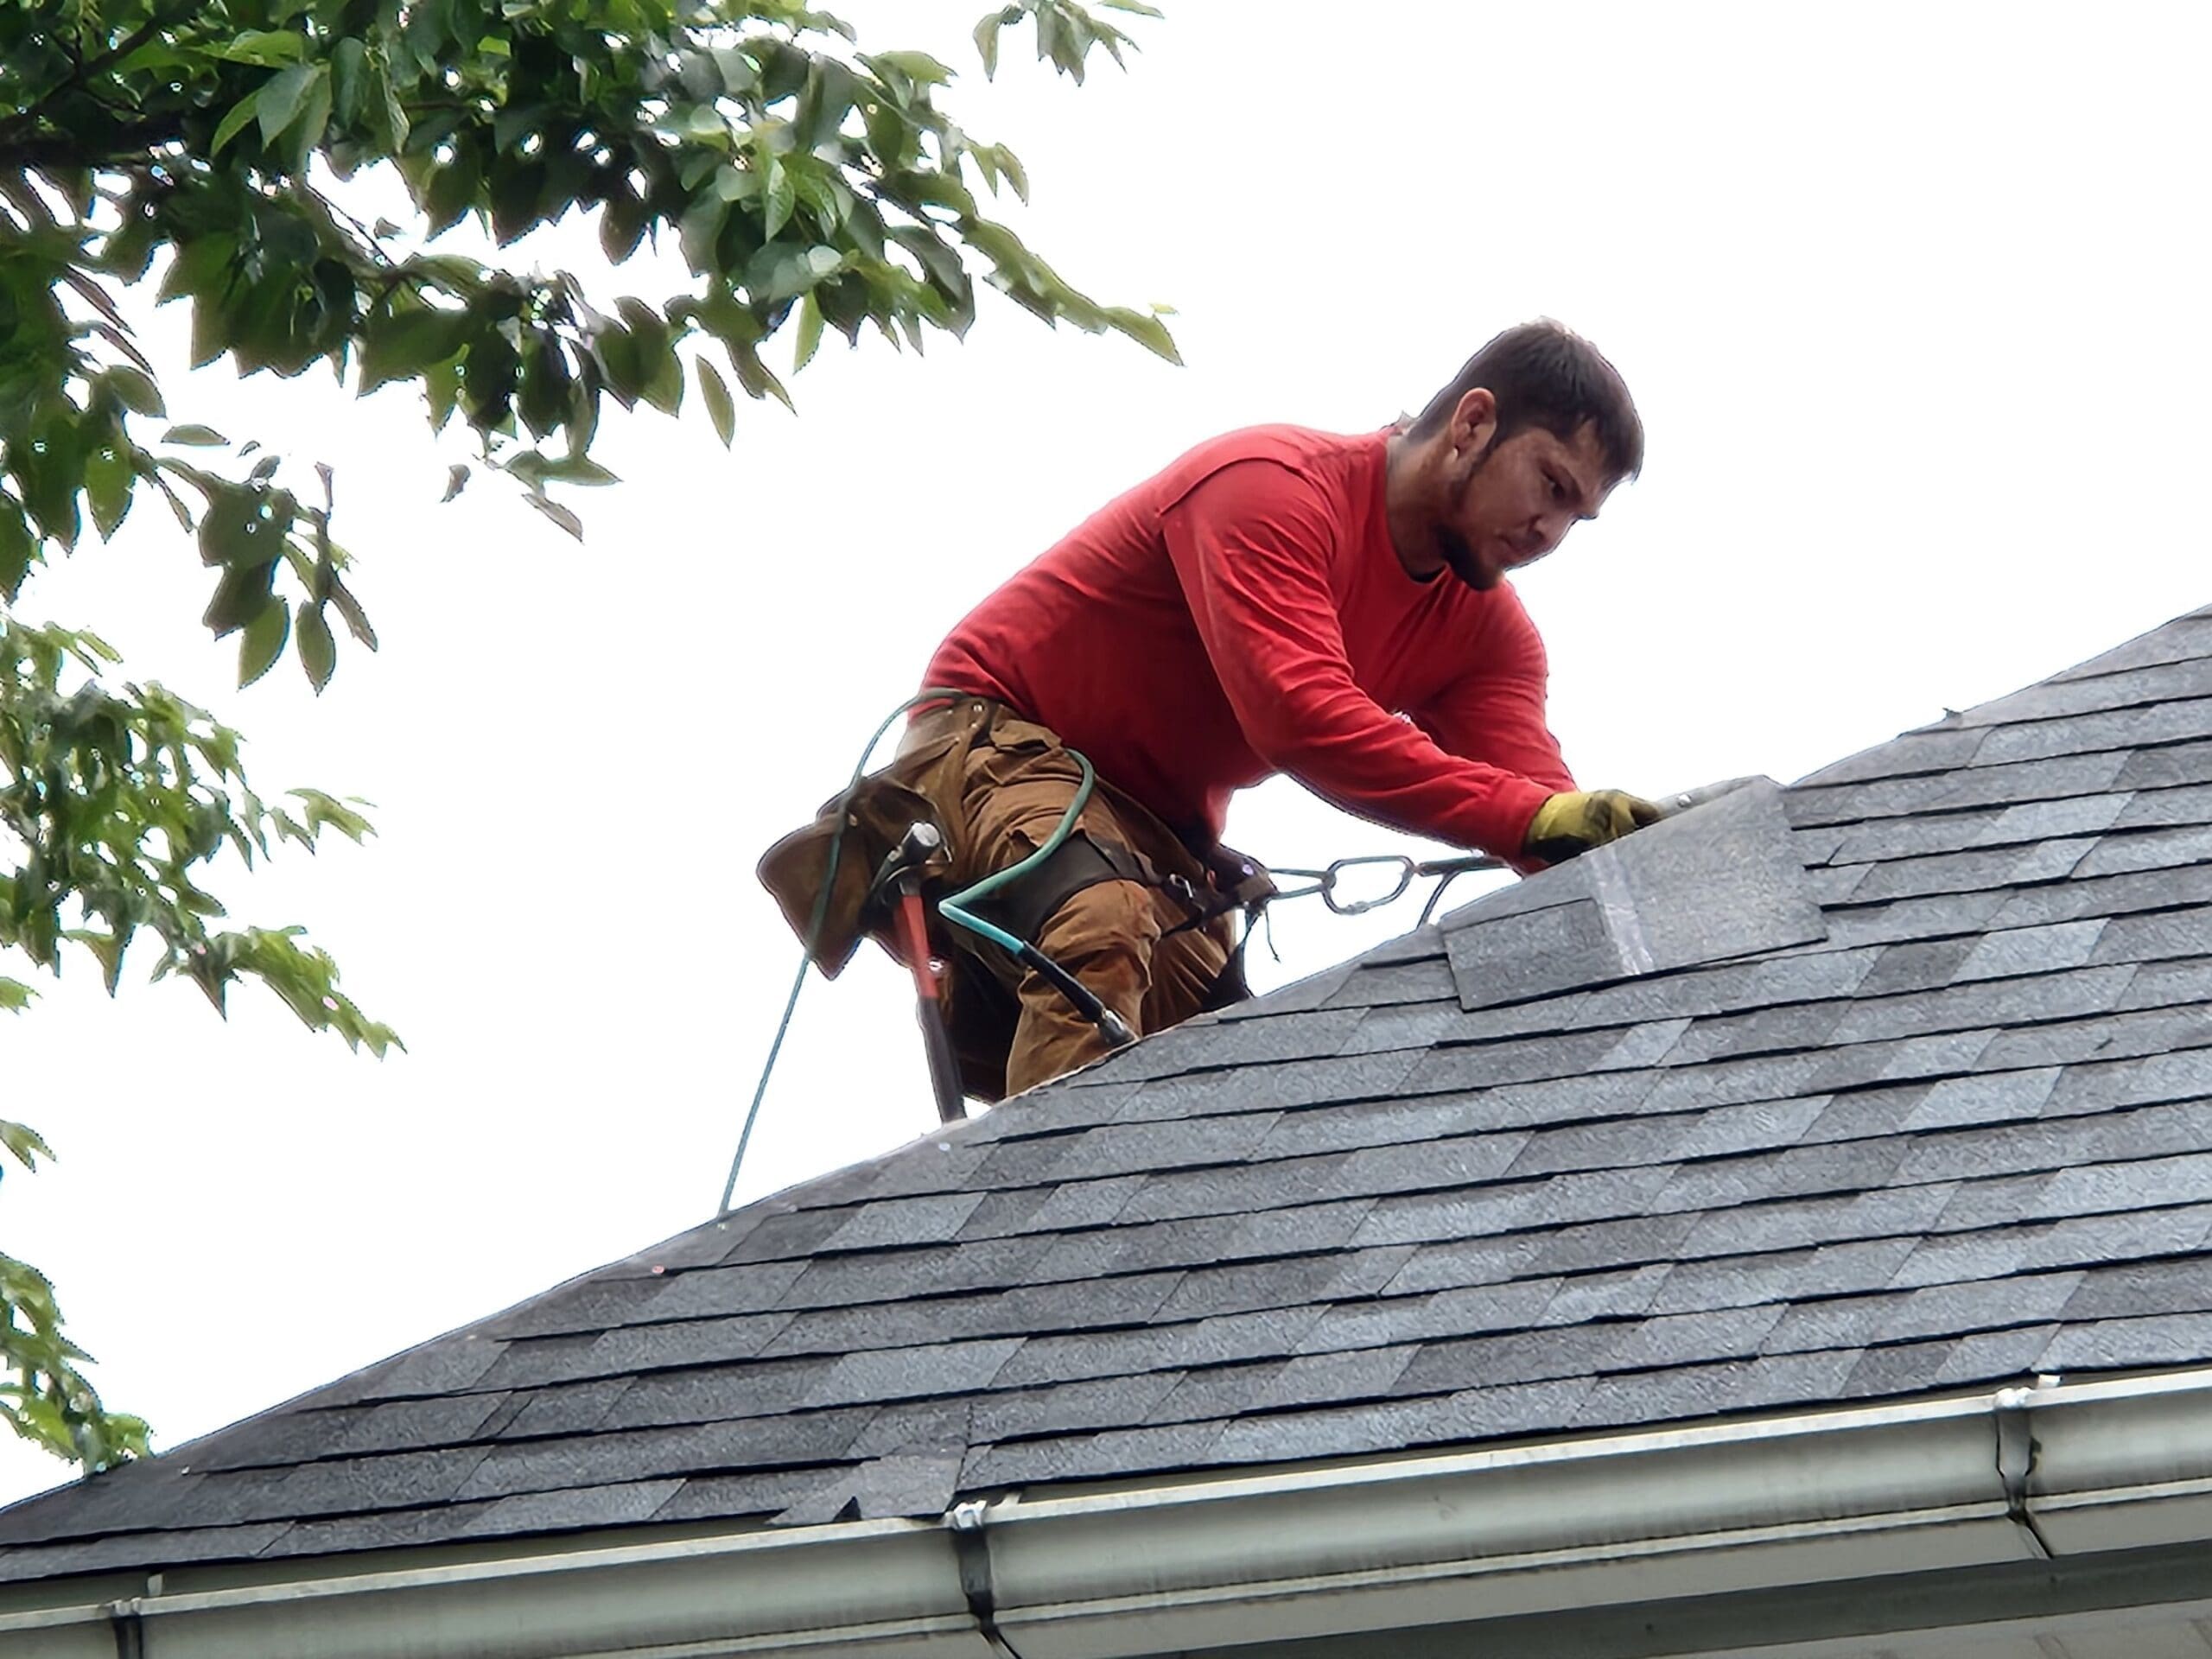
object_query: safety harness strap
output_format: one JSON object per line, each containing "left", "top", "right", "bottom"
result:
{"left": 963, "top": 831, "right": 1275, "bottom": 948}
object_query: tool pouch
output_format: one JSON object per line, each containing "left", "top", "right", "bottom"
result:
{"left": 754, "top": 707, "right": 985, "bottom": 978}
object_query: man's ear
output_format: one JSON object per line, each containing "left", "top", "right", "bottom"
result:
{"left": 1452, "top": 386, "right": 1498, "bottom": 459}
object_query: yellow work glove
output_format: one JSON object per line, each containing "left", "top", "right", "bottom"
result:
{"left": 1524, "top": 789, "right": 1664, "bottom": 865}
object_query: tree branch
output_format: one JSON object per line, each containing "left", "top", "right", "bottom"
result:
{"left": 0, "top": 1, "right": 205, "bottom": 151}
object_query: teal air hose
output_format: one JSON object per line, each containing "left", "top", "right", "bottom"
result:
{"left": 936, "top": 747, "right": 1096, "bottom": 953}
{"left": 935, "top": 739, "right": 1131, "bottom": 1046}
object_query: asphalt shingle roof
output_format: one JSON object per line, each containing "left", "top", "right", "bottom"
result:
{"left": 5, "top": 601, "right": 2212, "bottom": 1584}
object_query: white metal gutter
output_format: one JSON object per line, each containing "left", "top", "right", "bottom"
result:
{"left": 7, "top": 1367, "right": 2212, "bottom": 1659}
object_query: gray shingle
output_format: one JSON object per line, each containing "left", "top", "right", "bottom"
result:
{"left": 1930, "top": 1325, "right": 2065, "bottom": 1386}
{"left": 1796, "top": 728, "right": 1989, "bottom": 787}
{"left": 2052, "top": 617, "right": 2212, "bottom": 683}
{"left": 270, "top": 1447, "right": 492, "bottom": 1519}
{"left": 1298, "top": 1279, "right": 1560, "bottom": 1352}
{"left": 497, "top": 1380, "right": 632, "bottom": 1440}
{"left": 456, "top": 1413, "right": 872, "bottom": 1501}
{"left": 1531, "top": 1211, "right": 1703, "bottom": 1276}
{"left": 1975, "top": 697, "right": 2212, "bottom": 767}
{"left": 322, "top": 1395, "right": 510, "bottom": 1458}
{"left": 1113, "top": 1050, "right": 1424, "bottom": 1122}
{"left": 2040, "top": 1312, "right": 2212, "bottom": 1371}
{"left": 1249, "top": 1094, "right": 1493, "bottom": 1160}
{"left": 2074, "top": 823, "right": 2212, "bottom": 880}
{"left": 960, "top": 1421, "right": 1230, "bottom": 1487}
{"left": 458, "top": 1479, "right": 685, "bottom": 1538}
{"left": 595, "top": 1357, "right": 841, "bottom": 1430}
{"left": 754, "top": 1296, "right": 1020, "bottom": 1359}
{"left": 647, "top": 1471, "right": 825, "bottom": 1524}
{"left": 1150, "top": 1252, "right": 1396, "bottom": 1323}
{"left": 970, "top": 1375, "right": 1182, "bottom": 1442}
{"left": 1207, "top": 1395, "right": 1479, "bottom": 1465}
{"left": 1390, "top": 1324, "right": 1620, "bottom": 1395}
{"left": 1840, "top": 1340, "right": 1960, "bottom": 1401}
{"left": 1572, "top": 1361, "right": 1758, "bottom": 1431}
{"left": 2115, "top": 737, "right": 2212, "bottom": 791}
{"left": 2061, "top": 1257, "right": 2212, "bottom": 1321}
{"left": 1110, "top": 1155, "right": 1344, "bottom": 1225}
{"left": 819, "top": 1193, "right": 988, "bottom": 1251}
{"left": 2113, "top": 785, "right": 2212, "bottom": 830}
{"left": 956, "top": 1176, "right": 1146, "bottom": 1237}
{"left": 1381, "top": 1232, "right": 1549, "bottom": 1295}
{"left": 772, "top": 1454, "right": 963, "bottom": 1525}
{"left": 254, "top": 1502, "right": 496, "bottom": 1560}
{"left": 1039, "top": 1112, "right": 1286, "bottom": 1181}
{"left": 1079, "top": 1008, "right": 1368, "bottom": 1084}
{"left": 1144, "top": 1363, "right": 1284, "bottom": 1425}
{"left": 344, "top": 1336, "right": 509, "bottom": 1397}
{"left": 630, "top": 1259, "right": 809, "bottom": 1322}
{"left": 2118, "top": 959, "right": 2212, "bottom": 1011}
{"left": 0, "top": 1523, "right": 297, "bottom": 1580}
{"left": 1325, "top": 956, "right": 1457, "bottom": 1008}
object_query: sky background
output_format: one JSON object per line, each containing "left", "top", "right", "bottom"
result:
{"left": 3, "top": 0, "right": 2207, "bottom": 1503}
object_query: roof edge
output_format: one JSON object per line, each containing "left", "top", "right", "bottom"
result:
{"left": 10, "top": 1369, "right": 2212, "bottom": 1657}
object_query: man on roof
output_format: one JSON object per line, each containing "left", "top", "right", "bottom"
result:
{"left": 763, "top": 320, "right": 1658, "bottom": 1102}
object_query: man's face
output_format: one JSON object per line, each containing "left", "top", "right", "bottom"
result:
{"left": 1430, "top": 416, "right": 1614, "bottom": 592}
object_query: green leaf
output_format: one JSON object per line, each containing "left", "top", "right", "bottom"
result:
{"left": 1098, "top": 0, "right": 1165, "bottom": 14}
{"left": 288, "top": 789, "right": 375, "bottom": 843}
{"left": 212, "top": 93, "right": 261, "bottom": 156}
{"left": 287, "top": 67, "right": 334, "bottom": 173}
{"left": 297, "top": 604, "right": 336, "bottom": 693}
{"left": 216, "top": 29, "right": 306, "bottom": 67}
{"left": 161, "top": 424, "right": 228, "bottom": 447}
{"left": 360, "top": 309, "right": 470, "bottom": 392}
{"left": 0, "top": 499, "right": 31, "bottom": 602}
{"left": 330, "top": 37, "right": 368, "bottom": 126}
{"left": 971, "top": 11, "right": 1004, "bottom": 79}
{"left": 514, "top": 454, "right": 620, "bottom": 486}
{"left": 0, "top": 981, "right": 33, "bottom": 1014}
{"left": 986, "top": 143, "right": 1029, "bottom": 203}
{"left": 328, "top": 576, "right": 378, "bottom": 650}
{"left": 762, "top": 155, "right": 795, "bottom": 241}
{"left": 525, "top": 493, "right": 584, "bottom": 541}
{"left": 105, "top": 367, "right": 165, "bottom": 417}
{"left": 793, "top": 293, "right": 824, "bottom": 372}
{"left": 1105, "top": 306, "right": 1182, "bottom": 364}
{"left": 257, "top": 64, "right": 319, "bottom": 148}
{"left": 874, "top": 50, "right": 955, "bottom": 86}
{"left": 0, "top": 1121, "right": 54, "bottom": 1170}
{"left": 728, "top": 338, "right": 795, "bottom": 412}
{"left": 697, "top": 357, "right": 736, "bottom": 447}
{"left": 238, "top": 597, "right": 291, "bottom": 688}
{"left": 204, "top": 557, "right": 279, "bottom": 635}
{"left": 85, "top": 446, "right": 133, "bottom": 540}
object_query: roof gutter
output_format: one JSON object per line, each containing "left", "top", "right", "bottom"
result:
{"left": 9, "top": 1368, "right": 2212, "bottom": 1659}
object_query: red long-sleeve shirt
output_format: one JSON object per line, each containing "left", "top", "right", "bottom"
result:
{"left": 924, "top": 425, "right": 1575, "bottom": 857}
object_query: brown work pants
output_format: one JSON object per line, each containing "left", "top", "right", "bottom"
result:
{"left": 905, "top": 708, "right": 1233, "bottom": 1096}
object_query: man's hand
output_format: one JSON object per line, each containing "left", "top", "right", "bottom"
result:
{"left": 1525, "top": 789, "right": 1663, "bottom": 864}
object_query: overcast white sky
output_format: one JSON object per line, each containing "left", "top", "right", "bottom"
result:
{"left": 3, "top": 1, "right": 2207, "bottom": 1504}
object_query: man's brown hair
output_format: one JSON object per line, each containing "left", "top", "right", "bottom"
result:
{"left": 1410, "top": 321, "right": 1644, "bottom": 484}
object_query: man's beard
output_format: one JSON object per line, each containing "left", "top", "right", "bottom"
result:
{"left": 1434, "top": 445, "right": 1497, "bottom": 590}
{"left": 1435, "top": 526, "right": 1497, "bottom": 590}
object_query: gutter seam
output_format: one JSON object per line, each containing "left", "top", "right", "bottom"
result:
{"left": 1993, "top": 1386, "right": 2056, "bottom": 1561}
{"left": 949, "top": 1499, "right": 1028, "bottom": 1659}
